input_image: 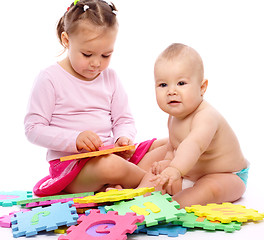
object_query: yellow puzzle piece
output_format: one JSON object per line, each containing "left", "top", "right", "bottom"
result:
{"left": 73, "top": 187, "right": 155, "bottom": 204}
{"left": 185, "top": 202, "right": 264, "bottom": 223}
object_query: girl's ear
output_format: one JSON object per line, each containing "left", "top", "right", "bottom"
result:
{"left": 201, "top": 79, "right": 208, "bottom": 96}
{"left": 61, "top": 32, "right": 69, "bottom": 48}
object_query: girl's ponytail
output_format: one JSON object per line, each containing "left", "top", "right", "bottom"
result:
{"left": 56, "top": 0, "right": 118, "bottom": 47}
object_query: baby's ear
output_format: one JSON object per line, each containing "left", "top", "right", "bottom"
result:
{"left": 201, "top": 79, "right": 208, "bottom": 96}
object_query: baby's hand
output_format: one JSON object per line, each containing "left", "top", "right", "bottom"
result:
{"left": 115, "top": 136, "right": 134, "bottom": 159}
{"left": 76, "top": 131, "right": 103, "bottom": 152}
{"left": 150, "top": 166, "right": 181, "bottom": 189}
{"left": 151, "top": 160, "right": 171, "bottom": 175}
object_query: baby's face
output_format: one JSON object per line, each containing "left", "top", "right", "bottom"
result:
{"left": 154, "top": 56, "right": 204, "bottom": 119}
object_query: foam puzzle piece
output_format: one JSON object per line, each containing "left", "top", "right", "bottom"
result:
{"left": 0, "top": 209, "right": 30, "bottom": 228}
{"left": 54, "top": 226, "right": 69, "bottom": 234}
{"left": 74, "top": 187, "right": 155, "bottom": 204}
{"left": 58, "top": 209, "right": 144, "bottom": 240}
{"left": 105, "top": 191, "right": 186, "bottom": 227}
{"left": 173, "top": 212, "right": 242, "bottom": 232}
{"left": 73, "top": 202, "right": 99, "bottom": 209}
{"left": 11, "top": 201, "right": 79, "bottom": 238}
{"left": 98, "top": 144, "right": 115, "bottom": 150}
{"left": 17, "top": 192, "right": 93, "bottom": 206}
{"left": 136, "top": 222, "right": 187, "bottom": 237}
{"left": 0, "top": 191, "right": 33, "bottom": 207}
{"left": 26, "top": 198, "right": 98, "bottom": 208}
{"left": 60, "top": 145, "right": 135, "bottom": 161}
{"left": 185, "top": 202, "right": 264, "bottom": 223}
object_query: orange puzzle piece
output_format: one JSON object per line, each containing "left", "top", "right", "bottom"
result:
{"left": 60, "top": 145, "right": 136, "bottom": 162}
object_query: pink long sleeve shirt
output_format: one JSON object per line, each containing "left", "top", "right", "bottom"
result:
{"left": 24, "top": 63, "right": 136, "bottom": 161}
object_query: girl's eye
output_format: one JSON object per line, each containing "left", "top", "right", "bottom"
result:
{"left": 102, "top": 54, "right": 111, "bottom": 58}
{"left": 178, "top": 81, "right": 186, "bottom": 86}
{"left": 82, "top": 53, "right": 92, "bottom": 57}
{"left": 159, "top": 83, "right": 167, "bottom": 87}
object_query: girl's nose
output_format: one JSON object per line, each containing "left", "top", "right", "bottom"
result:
{"left": 90, "top": 58, "right": 100, "bottom": 68}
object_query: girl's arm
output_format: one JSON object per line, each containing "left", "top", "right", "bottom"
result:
{"left": 24, "top": 72, "right": 80, "bottom": 153}
{"left": 110, "top": 76, "right": 136, "bottom": 143}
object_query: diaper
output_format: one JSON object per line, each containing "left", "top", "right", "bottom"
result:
{"left": 181, "top": 165, "right": 250, "bottom": 191}
{"left": 182, "top": 178, "right": 195, "bottom": 190}
{"left": 233, "top": 167, "right": 249, "bottom": 186}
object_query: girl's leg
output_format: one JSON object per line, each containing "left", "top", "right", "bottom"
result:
{"left": 172, "top": 173, "right": 246, "bottom": 208}
{"left": 64, "top": 154, "right": 146, "bottom": 193}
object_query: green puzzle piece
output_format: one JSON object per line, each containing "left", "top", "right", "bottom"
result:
{"left": 17, "top": 192, "right": 94, "bottom": 205}
{"left": 105, "top": 191, "right": 186, "bottom": 227}
{"left": 173, "top": 212, "right": 242, "bottom": 233}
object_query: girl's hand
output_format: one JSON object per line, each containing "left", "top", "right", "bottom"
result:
{"left": 76, "top": 131, "right": 103, "bottom": 152}
{"left": 115, "top": 136, "right": 134, "bottom": 159}
{"left": 150, "top": 166, "right": 181, "bottom": 189}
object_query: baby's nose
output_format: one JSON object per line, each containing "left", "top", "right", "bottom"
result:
{"left": 168, "top": 87, "right": 178, "bottom": 95}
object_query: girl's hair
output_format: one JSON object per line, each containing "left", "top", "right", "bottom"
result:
{"left": 57, "top": 0, "right": 117, "bottom": 46}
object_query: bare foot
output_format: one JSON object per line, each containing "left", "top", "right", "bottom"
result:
{"left": 105, "top": 184, "right": 123, "bottom": 191}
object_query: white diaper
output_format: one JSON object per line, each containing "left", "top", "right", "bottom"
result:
{"left": 182, "top": 178, "right": 195, "bottom": 190}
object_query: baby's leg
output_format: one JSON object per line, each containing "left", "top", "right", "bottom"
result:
{"left": 137, "top": 170, "right": 182, "bottom": 195}
{"left": 148, "top": 138, "right": 168, "bottom": 151}
{"left": 137, "top": 139, "right": 169, "bottom": 171}
{"left": 173, "top": 173, "right": 246, "bottom": 208}
{"left": 64, "top": 154, "right": 146, "bottom": 193}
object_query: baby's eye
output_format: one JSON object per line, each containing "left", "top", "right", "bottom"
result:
{"left": 82, "top": 53, "right": 92, "bottom": 57}
{"left": 159, "top": 83, "right": 167, "bottom": 87}
{"left": 177, "top": 81, "right": 186, "bottom": 86}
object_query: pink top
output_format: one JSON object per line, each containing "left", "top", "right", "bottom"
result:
{"left": 24, "top": 63, "right": 136, "bottom": 161}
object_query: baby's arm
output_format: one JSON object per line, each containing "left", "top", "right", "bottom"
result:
{"left": 152, "top": 110, "right": 218, "bottom": 188}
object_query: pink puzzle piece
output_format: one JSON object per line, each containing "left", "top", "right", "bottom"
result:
{"left": 58, "top": 209, "right": 144, "bottom": 240}
{"left": 95, "top": 224, "right": 112, "bottom": 234}
{"left": 72, "top": 203, "right": 99, "bottom": 208}
{"left": 98, "top": 144, "right": 115, "bottom": 150}
{"left": 0, "top": 195, "right": 20, "bottom": 200}
{"left": 26, "top": 198, "right": 97, "bottom": 208}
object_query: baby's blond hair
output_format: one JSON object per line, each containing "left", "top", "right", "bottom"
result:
{"left": 157, "top": 43, "right": 204, "bottom": 81}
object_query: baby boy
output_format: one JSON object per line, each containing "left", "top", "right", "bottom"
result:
{"left": 138, "top": 43, "right": 249, "bottom": 208}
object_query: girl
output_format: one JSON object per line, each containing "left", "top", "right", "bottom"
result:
{"left": 24, "top": 0, "right": 157, "bottom": 196}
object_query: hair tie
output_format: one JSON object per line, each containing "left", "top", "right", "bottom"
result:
{"left": 83, "top": 5, "right": 89, "bottom": 11}
{"left": 74, "top": 0, "right": 80, "bottom": 5}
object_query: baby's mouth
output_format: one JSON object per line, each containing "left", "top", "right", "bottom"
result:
{"left": 168, "top": 100, "right": 181, "bottom": 104}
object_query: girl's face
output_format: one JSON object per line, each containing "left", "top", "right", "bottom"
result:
{"left": 62, "top": 21, "right": 118, "bottom": 81}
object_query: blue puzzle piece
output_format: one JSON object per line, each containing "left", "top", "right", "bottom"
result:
{"left": 0, "top": 191, "right": 33, "bottom": 207}
{"left": 138, "top": 222, "right": 187, "bottom": 237}
{"left": 11, "top": 201, "right": 78, "bottom": 238}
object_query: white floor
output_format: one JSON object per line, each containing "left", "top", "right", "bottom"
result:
{"left": 1, "top": 1, "right": 264, "bottom": 239}
{"left": 1, "top": 175, "right": 264, "bottom": 240}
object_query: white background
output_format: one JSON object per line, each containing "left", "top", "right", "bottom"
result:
{"left": 0, "top": 0, "right": 264, "bottom": 239}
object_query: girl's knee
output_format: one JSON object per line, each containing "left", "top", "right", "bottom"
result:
{"left": 96, "top": 155, "right": 128, "bottom": 179}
